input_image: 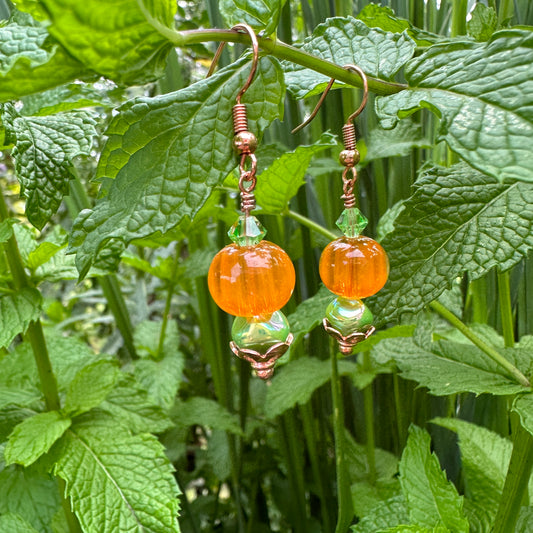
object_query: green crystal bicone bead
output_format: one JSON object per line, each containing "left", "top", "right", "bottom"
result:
{"left": 231, "top": 311, "right": 290, "bottom": 352}
{"left": 325, "top": 297, "right": 374, "bottom": 337}
{"left": 228, "top": 215, "right": 266, "bottom": 246}
{"left": 336, "top": 207, "right": 368, "bottom": 238}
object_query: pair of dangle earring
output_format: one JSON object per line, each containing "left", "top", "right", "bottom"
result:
{"left": 294, "top": 65, "right": 389, "bottom": 353}
{"left": 207, "top": 24, "right": 295, "bottom": 380}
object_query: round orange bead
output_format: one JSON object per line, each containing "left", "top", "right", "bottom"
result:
{"left": 208, "top": 240, "right": 295, "bottom": 317}
{"left": 319, "top": 236, "right": 389, "bottom": 299}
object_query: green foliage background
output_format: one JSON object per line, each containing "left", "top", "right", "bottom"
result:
{"left": 1, "top": 0, "right": 533, "bottom": 532}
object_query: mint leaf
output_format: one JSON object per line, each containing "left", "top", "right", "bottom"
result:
{"left": 399, "top": 426, "right": 469, "bottom": 532}
{"left": 287, "top": 285, "right": 333, "bottom": 347}
{"left": 373, "top": 163, "right": 533, "bottom": 322}
{"left": 0, "top": 513, "right": 40, "bottom": 533}
{"left": 265, "top": 357, "right": 357, "bottom": 419}
{"left": 351, "top": 495, "right": 409, "bottom": 533}
{"left": 376, "top": 30, "right": 533, "bottom": 184}
{"left": 0, "top": 388, "right": 41, "bottom": 410}
{"left": 467, "top": 4, "right": 498, "bottom": 42}
{"left": 70, "top": 56, "right": 284, "bottom": 278}
{"left": 20, "top": 82, "right": 118, "bottom": 116}
{"left": 0, "top": 219, "right": 15, "bottom": 243}
{"left": 0, "top": 287, "right": 42, "bottom": 349}
{"left": 51, "top": 414, "right": 180, "bottom": 532}
{"left": 5, "top": 411, "right": 71, "bottom": 467}
{"left": 172, "top": 397, "right": 243, "bottom": 436}
{"left": 220, "top": 0, "right": 285, "bottom": 34}
{"left": 372, "top": 334, "right": 529, "bottom": 396}
{"left": 432, "top": 418, "right": 511, "bottom": 512}
{"left": 0, "top": 19, "right": 86, "bottom": 102}
{"left": 101, "top": 376, "right": 173, "bottom": 434}
{"left": 64, "top": 360, "right": 120, "bottom": 416}
{"left": 351, "top": 479, "right": 402, "bottom": 519}
{"left": 41, "top": 0, "right": 176, "bottom": 84}
{"left": 513, "top": 394, "right": 533, "bottom": 439}
{"left": 285, "top": 17, "right": 415, "bottom": 99}
{"left": 0, "top": 464, "right": 61, "bottom": 532}
{"left": 517, "top": 507, "right": 533, "bottom": 533}
{"left": 255, "top": 132, "right": 336, "bottom": 213}
{"left": 3, "top": 105, "right": 97, "bottom": 230}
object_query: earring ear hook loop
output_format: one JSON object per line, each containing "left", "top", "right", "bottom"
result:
{"left": 291, "top": 64, "right": 369, "bottom": 134}
{"left": 206, "top": 23, "right": 260, "bottom": 104}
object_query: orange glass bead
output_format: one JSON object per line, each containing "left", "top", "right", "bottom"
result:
{"left": 208, "top": 240, "right": 295, "bottom": 317}
{"left": 319, "top": 236, "right": 389, "bottom": 299}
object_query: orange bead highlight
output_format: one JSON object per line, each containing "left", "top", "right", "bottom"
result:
{"left": 208, "top": 241, "right": 295, "bottom": 317}
{"left": 319, "top": 236, "right": 389, "bottom": 299}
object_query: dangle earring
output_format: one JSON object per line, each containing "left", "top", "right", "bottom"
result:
{"left": 293, "top": 65, "right": 389, "bottom": 354}
{"left": 207, "top": 24, "right": 295, "bottom": 379}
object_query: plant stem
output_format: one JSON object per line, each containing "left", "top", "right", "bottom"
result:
{"left": 493, "top": 422, "right": 533, "bottom": 533}
{"left": 285, "top": 208, "right": 337, "bottom": 241}
{"left": 450, "top": 0, "right": 468, "bottom": 37}
{"left": 497, "top": 0, "right": 514, "bottom": 27}
{"left": 179, "top": 29, "right": 407, "bottom": 96}
{"left": 156, "top": 250, "right": 180, "bottom": 359}
{"left": 362, "top": 352, "right": 376, "bottom": 484}
{"left": 0, "top": 192, "right": 82, "bottom": 533}
{"left": 498, "top": 270, "right": 515, "bottom": 348}
{"left": 393, "top": 373, "right": 407, "bottom": 450}
{"left": 330, "top": 339, "right": 354, "bottom": 533}
{"left": 430, "top": 301, "right": 530, "bottom": 387}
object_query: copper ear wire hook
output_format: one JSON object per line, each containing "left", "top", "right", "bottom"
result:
{"left": 291, "top": 64, "right": 369, "bottom": 134}
{"left": 206, "top": 23, "right": 259, "bottom": 104}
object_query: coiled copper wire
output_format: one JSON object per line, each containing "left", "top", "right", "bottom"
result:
{"left": 233, "top": 104, "right": 248, "bottom": 134}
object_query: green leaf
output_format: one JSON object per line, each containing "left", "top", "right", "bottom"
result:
{"left": 372, "top": 333, "right": 529, "bottom": 396}
{"left": 376, "top": 30, "right": 533, "bottom": 184}
{"left": 0, "top": 388, "right": 41, "bottom": 410}
{"left": 380, "top": 527, "right": 449, "bottom": 532}
{"left": 467, "top": 4, "right": 498, "bottom": 42}
{"left": 265, "top": 357, "right": 356, "bottom": 419}
{"left": 516, "top": 507, "right": 533, "bottom": 533}
{"left": 27, "top": 242, "right": 63, "bottom": 271}
{"left": 255, "top": 132, "right": 336, "bottom": 213}
{"left": 41, "top": 0, "right": 176, "bottom": 84}
{"left": 12, "top": 1, "right": 50, "bottom": 21}
{"left": 20, "top": 82, "right": 118, "bottom": 116}
{"left": 463, "top": 500, "right": 493, "bottom": 533}
{"left": 0, "top": 18, "right": 86, "bottom": 102}
{"left": 373, "top": 163, "right": 533, "bottom": 322}
{"left": 172, "top": 397, "right": 243, "bottom": 436}
{"left": 51, "top": 413, "right": 180, "bottom": 533}
{"left": 0, "top": 513, "right": 40, "bottom": 533}
{"left": 0, "top": 287, "right": 42, "bottom": 349}
{"left": 399, "top": 426, "right": 469, "bottom": 532}
{"left": 513, "top": 394, "right": 533, "bottom": 438}
{"left": 69, "top": 56, "right": 284, "bottom": 278}
{"left": 64, "top": 360, "right": 120, "bottom": 416}
{"left": 287, "top": 285, "right": 333, "bottom": 347}
{"left": 5, "top": 411, "right": 71, "bottom": 467}
{"left": 351, "top": 495, "right": 409, "bottom": 533}
{"left": 357, "top": 4, "right": 441, "bottom": 46}
{"left": 0, "top": 218, "right": 15, "bottom": 243}
{"left": 0, "top": 464, "right": 61, "bottom": 532}
{"left": 219, "top": 0, "right": 285, "bottom": 34}
{"left": 3, "top": 105, "right": 97, "bottom": 230}
{"left": 101, "top": 376, "right": 173, "bottom": 434}
{"left": 285, "top": 17, "right": 415, "bottom": 99}
{"left": 432, "top": 418, "right": 511, "bottom": 512}
{"left": 351, "top": 479, "right": 402, "bottom": 518}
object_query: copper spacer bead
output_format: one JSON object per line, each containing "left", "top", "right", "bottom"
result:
{"left": 234, "top": 131, "right": 258, "bottom": 154}
{"left": 339, "top": 149, "right": 360, "bottom": 167}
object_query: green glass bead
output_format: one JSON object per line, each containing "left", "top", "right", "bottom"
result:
{"left": 336, "top": 208, "right": 368, "bottom": 238}
{"left": 325, "top": 297, "right": 373, "bottom": 337}
{"left": 232, "top": 311, "right": 290, "bottom": 352}
{"left": 228, "top": 215, "right": 266, "bottom": 246}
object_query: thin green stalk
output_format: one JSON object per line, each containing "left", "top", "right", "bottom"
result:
{"left": 498, "top": 270, "right": 515, "bottom": 348}
{"left": 362, "top": 352, "right": 376, "bottom": 484}
{"left": 156, "top": 250, "right": 180, "bottom": 359}
{"left": 0, "top": 192, "right": 82, "bottom": 533}
{"left": 451, "top": 0, "right": 468, "bottom": 36}
{"left": 493, "top": 422, "right": 533, "bottom": 532}
{"left": 430, "top": 301, "right": 530, "bottom": 387}
{"left": 393, "top": 373, "right": 407, "bottom": 450}
{"left": 498, "top": 0, "right": 514, "bottom": 27}
{"left": 330, "top": 339, "right": 354, "bottom": 533}
{"left": 300, "top": 402, "right": 334, "bottom": 533}
{"left": 179, "top": 30, "right": 407, "bottom": 96}
{"left": 285, "top": 208, "right": 337, "bottom": 241}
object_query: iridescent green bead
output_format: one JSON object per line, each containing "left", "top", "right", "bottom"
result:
{"left": 325, "top": 297, "right": 373, "bottom": 337}
{"left": 231, "top": 311, "right": 290, "bottom": 352}
{"left": 336, "top": 207, "right": 368, "bottom": 238}
{"left": 228, "top": 215, "right": 266, "bottom": 246}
